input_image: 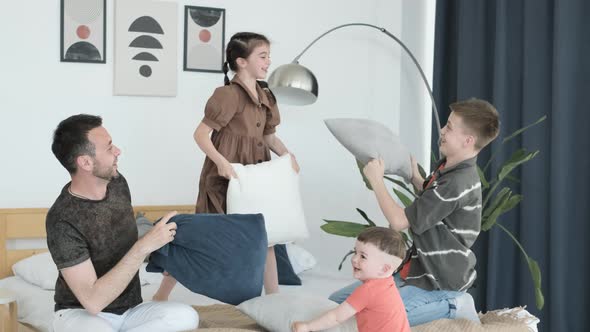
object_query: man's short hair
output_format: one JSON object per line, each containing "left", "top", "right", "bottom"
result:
{"left": 52, "top": 114, "right": 102, "bottom": 174}
{"left": 450, "top": 98, "right": 500, "bottom": 150}
{"left": 357, "top": 227, "right": 406, "bottom": 259}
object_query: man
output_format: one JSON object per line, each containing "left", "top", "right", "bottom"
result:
{"left": 47, "top": 114, "right": 198, "bottom": 332}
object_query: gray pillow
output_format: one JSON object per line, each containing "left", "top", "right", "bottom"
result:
{"left": 237, "top": 293, "right": 358, "bottom": 332}
{"left": 324, "top": 118, "right": 412, "bottom": 181}
{"left": 136, "top": 212, "right": 154, "bottom": 239}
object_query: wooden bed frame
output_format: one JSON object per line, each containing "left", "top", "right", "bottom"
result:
{"left": 0, "top": 205, "right": 195, "bottom": 279}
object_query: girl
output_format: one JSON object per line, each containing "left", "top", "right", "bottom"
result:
{"left": 153, "top": 32, "right": 299, "bottom": 300}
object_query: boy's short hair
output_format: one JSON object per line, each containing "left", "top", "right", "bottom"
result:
{"left": 357, "top": 227, "right": 406, "bottom": 259}
{"left": 450, "top": 98, "right": 500, "bottom": 150}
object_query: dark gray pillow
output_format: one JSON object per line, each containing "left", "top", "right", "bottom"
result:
{"left": 324, "top": 118, "right": 412, "bottom": 181}
{"left": 146, "top": 213, "right": 267, "bottom": 305}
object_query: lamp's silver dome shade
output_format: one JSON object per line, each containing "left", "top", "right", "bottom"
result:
{"left": 268, "top": 63, "right": 319, "bottom": 106}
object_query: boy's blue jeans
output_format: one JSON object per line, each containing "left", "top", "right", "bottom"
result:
{"left": 328, "top": 275, "right": 462, "bottom": 326}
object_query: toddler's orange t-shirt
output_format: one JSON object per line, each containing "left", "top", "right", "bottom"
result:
{"left": 346, "top": 277, "right": 410, "bottom": 332}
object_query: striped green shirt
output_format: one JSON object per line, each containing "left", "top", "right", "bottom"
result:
{"left": 404, "top": 157, "right": 481, "bottom": 291}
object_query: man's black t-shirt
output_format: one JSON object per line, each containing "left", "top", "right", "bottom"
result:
{"left": 46, "top": 174, "right": 142, "bottom": 314}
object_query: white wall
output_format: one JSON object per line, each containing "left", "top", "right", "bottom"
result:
{"left": 0, "top": 0, "right": 435, "bottom": 271}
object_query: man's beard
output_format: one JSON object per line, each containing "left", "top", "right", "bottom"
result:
{"left": 92, "top": 164, "right": 118, "bottom": 181}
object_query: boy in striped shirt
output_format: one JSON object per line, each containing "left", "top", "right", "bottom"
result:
{"left": 330, "top": 98, "right": 500, "bottom": 326}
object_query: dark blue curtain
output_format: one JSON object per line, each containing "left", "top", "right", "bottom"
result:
{"left": 433, "top": 1, "right": 590, "bottom": 331}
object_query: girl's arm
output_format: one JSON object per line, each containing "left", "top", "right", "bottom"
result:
{"left": 263, "top": 133, "right": 289, "bottom": 156}
{"left": 292, "top": 302, "right": 356, "bottom": 332}
{"left": 263, "top": 134, "right": 300, "bottom": 173}
{"left": 194, "top": 121, "right": 237, "bottom": 179}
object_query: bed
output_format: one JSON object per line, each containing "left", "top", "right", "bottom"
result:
{"left": 0, "top": 206, "right": 538, "bottom": 332}
{"left": 0, "top": 206, "right": 358, "bottom": 332}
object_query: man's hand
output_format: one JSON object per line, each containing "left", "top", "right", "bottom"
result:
{"left": 292, "top": 321, "right": 310, "bottom": 332}
{"left": 363, "top": 158, "right": 385, "bottom": 185}
{"left": 217, "top": 160, "right": 238, "bottom": 179}
{"left": 137, "top": 211, "right": 178, "bottom": 255}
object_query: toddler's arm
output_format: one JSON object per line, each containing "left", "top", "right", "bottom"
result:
{"left": 291, "top": 302, "right": 356, "bottom": 332}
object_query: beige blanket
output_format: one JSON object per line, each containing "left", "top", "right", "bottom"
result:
{"left": 194, "top": 304, "right": 267, "bottom": 332}
{"left": 193, "top": 304, "right": 533, "bottom": 332}
{"left": 412, "top": 309, "right": 531, "bottom": 332}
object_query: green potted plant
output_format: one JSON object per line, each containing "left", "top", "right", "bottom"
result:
{"left": 321, "top": 115, "right": 546, "bottom": 310}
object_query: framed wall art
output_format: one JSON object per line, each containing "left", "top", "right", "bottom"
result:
{"left": 60, "top": 0, "right": 106, "bottom": 63}
{"left": 183, "top": 6, "right": 226, "bottom": 73}
{"left": 114, "top": 0, "right": 177, "bottom": 97}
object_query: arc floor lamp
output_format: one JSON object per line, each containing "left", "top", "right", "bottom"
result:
{"left": 268, "top": 23, "right": 442, "bottom": 141}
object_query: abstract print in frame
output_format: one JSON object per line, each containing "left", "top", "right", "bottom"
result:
{"left": 60, "top": 0, "right": 106, "bottom": 63}
{"left": 184, "top": 6, "right": 226, "bottom": 73}
{"left": 114, "top": 0, "right": 177, "bottom": 97}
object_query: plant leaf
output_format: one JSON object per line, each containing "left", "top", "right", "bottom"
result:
{"left": 483, "top": 187, "right": 511, "bottom": 218}
{"left": 356, "top": 208, "right": 376, "bottom": 226}
{"left": 505, "top": 175, "right": 521, "bottom": 184}
{"left": 320, "top": 221, "right": 369, "bottom": 238}
{"left": 498, "top": 149, "right": 539, "bottom": 181}
{"left": 483, "top": 115, "right": 546, "bottom": 173}
{"left": 527, "top": 258, "right": 542, "bottom": 290}
{"left": 393, "top": 189, "right": 414, "bottom": 207}
{"left": 527, "top": 258, "right": 544, "bottom": 310}
{"left": 384, "top": 176, "right": 417, "bottom": 198}
{"left": 356, "top": 159, "right": 372, "bottom": 191}
{"left": 338, "top": 250, "right": 355, "bottom": 271}
{"left": 502, "top": 194, "right": 523, "bottom": 213}
{"left": 418, "top": 163, "right": 427, "bottom": 179}
{"left": 495, "top": 223, "right": 545, "bottom": 310}
{"left": 477, "top": 165, "right": 490, "bottom": 189}
{"left": 322, "top": 219, "right": 348, "bottom": 223}
{"left": 401, "top": 231, "right": 413, "bottom": 248}
{"left": 535, "top": 287, "right": 545, "bottom": 311}
{"left": 502, "top": 115, "right": 547, "bottom": 144}
{"left": 482, "top": 188, "right": 511, "bottom": 231}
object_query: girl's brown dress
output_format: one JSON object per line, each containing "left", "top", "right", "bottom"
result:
{"left": 195, "top": 75, "right": 280, "bottom": 213}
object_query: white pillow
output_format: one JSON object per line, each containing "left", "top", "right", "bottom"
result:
{"left": 237, "top": 293, "right": 358, "bottom": 332}
{"left": 12, "top": 252, "right": 162, "bottom": 289}
{"left": 286, "top": 244, "right": 317, "bottom": 274}
{"left": 227, "top": 154, "right": 309, "bottom": 246}
{"left": 12, "top": 252, "right": 58, "bottom": 290}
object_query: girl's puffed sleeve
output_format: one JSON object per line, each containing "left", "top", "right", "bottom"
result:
{"left": 202, "top": 86, "right": 239, "bottom": 131}
{"left": 263, "top": 92, "right": 281, "bottom": 135}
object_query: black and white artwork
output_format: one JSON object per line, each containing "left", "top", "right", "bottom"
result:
{"left": 114, "top": 0, "right": 177, "bottom": 96}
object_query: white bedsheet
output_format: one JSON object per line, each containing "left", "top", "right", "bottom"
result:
{"left": 0, "top": 267, "right": 356, "bottom": 332}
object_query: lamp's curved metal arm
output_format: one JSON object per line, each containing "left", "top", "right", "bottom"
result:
{"left": 293, "top": 23, "right": 442, "bottom": 142}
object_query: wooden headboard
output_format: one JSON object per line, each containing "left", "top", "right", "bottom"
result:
{"left": 0, "top": 205, "right": 195, "bottom": 279}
